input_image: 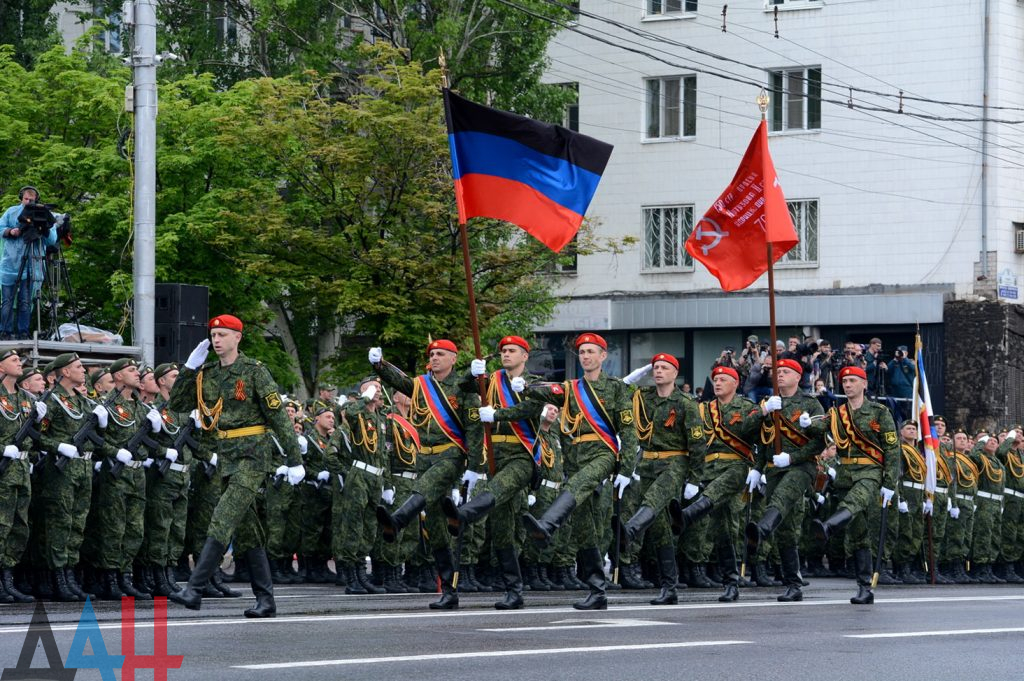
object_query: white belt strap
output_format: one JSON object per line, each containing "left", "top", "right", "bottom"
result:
{"left": 353, "top": 460, "right": 384, "bottom": 476}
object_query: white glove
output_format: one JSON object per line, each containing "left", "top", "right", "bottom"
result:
{"left": 93, "top": 461, "right": 102, "bottom": 472}
{"left": 190, "top": 409, "right": 202, "bottom": 428}
{"left": 381, "top": 488, "right": 395, "bottom": 505}
{"left": 116, "top": 449, "right": 132, "bottom": 465}
{"left": 450, "top": 488, "right": 462, "bottom": 506}
{"left": 1007, "top": 430, "right": 1017, "bottom": 442}
{"left": 165, "top": 448, "right": 178, "bottom": 463}
{"left": 950, "top": 506, "right": 961, "bottom": 519}
{"left": 297, "top": 435, "right": 308, "bottom": 455}
{"left": 286, "top": 465, "right": 305, "bottom": 485}
{"left": 758, "top": 472, "right": 767, "bottom": 494}
{"left": 897, "top": 500, "right": 909, "bottom": 513}
{"left": 880, "top": 486, "right": 895, "bottom": 505}
{"left": 622, "top": 363, "right": 653, "bottom": 386}
{"left": 209, "top": 453, "right": 218, "bottom": 467}
{"left": 337, "top": 473, "right": 345, "bottom": 490}
{"left": 143, "top": 458, "right": 153, "bottom": 468}
{"left": 527, "top": 494, "right": 537, "bottom": 507}
{"left": 58, "top": 443, "right": 79, "bottom": 459}
{"left": 510, "top": 376, "right": 526, "bottom": 393}
{"left": 184, "top": 339, "right": 211, "bottom": 370}
{"left": 2, "top": 445, "right": 20, "bottom": 459}
{"left": 337, "top": 395, "right": 348, "bottom": 406}
{"left": 799, "top": 412, "right": 811, "bottom": 428}
{"left": 746, "top": 469, "right": 762, "bottom": 494}
{"left": 978, "top": 435, "right": 990, "bottom": 445}
{"left": 827, "top": 467, "right": 837, "bottom": 480}
{"left": 815, "top": 493, "right": 826, "bottom": 506}
{"left": 461, "top": 470, "right": 480, "bottom": 497}
{"left": 613, "top": 473, "right": 631, "bottom": 498}
{"left": 763, "top": 395, "right": 783, "bottom": 414}
{"left": 275, "top": 464, "right": 288, "bottom": 477}
{"left": 471, "top": 359, "right": 487, "bottom": 377}
{"left": 317, "top": 470, "right": 329, "bottom": 482}
{"left": 360, "top": 384, "right": 377, "bottom": 401}
{"left": 92, "top": 405, "right": 109, "bottom": 429}
{"left": 479, "top": 406, "right": 496, "bottom": 423}
{"left": 683, "top": 483, "right": 699, "bottom": 500}
{"left": 146, "top": 410, "right": 163, "bottom": 433}
{"left": 33, "top": 401, "right": 46, "bottom": 422}
{"left": 923, "top": 499, "right": 934, "bottom": 515}
{"left": 772, "top": 452, "right": 791, "bottom": 468}
{"left": 368, "top": 347, "right": 383, "bottom": 364}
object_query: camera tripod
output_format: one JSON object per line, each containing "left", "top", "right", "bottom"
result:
{"left": 7, "top": 233, "right": 84, "bottom": 342}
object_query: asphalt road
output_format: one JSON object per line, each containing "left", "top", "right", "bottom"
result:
{"left": 1, "top": 579, "right": 1022, "bottom": 681}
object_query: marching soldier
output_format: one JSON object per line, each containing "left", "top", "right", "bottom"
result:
{"left": 943, "top": 428, "right": 977, "bottom": 583}
{"left": 296, "top": 406, "right": 335, "bottom": 584}
{"left": 497, "top": 332, "right": 637, "bottom": 611}
{"left": 892, "top": 421, "right": 927, "bottom": 584}
{"left": 812, "top": 366, "right": 899, "bottom": 605}
{"left": 970, "top": 433, "right": 1006, "bottom": 583}
{"left": 997, "top": 427, "right": 1024, "bottom": 582}
{"left": 746, "top": 358, "right": 826, "bottom": 602}
{"left": 168, "top": 314, "right": 306, "bottom": 618}
{"left": 372, "top": 340, "right": 482, "bottom": 610}
{"left": 617, "top": 353, "right": 705, "bottom": 605}
{"left": 929, "top": 416, "right": 957, "bottom": 584}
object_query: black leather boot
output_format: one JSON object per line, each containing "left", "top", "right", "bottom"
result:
{"left": 898, "top": 562, "right": 925, "bottom": 585}
{"left": 271, "top": 558, "right": 292, "bottom": 584}
{"left": 100, "top": 569, "right": 124, "bottom": 601}
{"left": 53, "top": 568, "right": 81, "bottom": 602}
{"left": 135, "top": 564, "right": 156, "bottom": 595}
{"left": 539, "top": 564, "right": 562, "bottom": 591}
{"left": 119, "top": 572, "right": 153, "bottom": 600}
{"left": 573, "top": 547, "right": 608, "bottom": 610}
{"left": 379, "top": 565, "right": 403, "bottom": 594}
{"left": 620, "top": 562, "right": 647, "bottom": 590}
{"left": 244, "top": 549, "right": 277, "bottom": 618}
{"left": 64, "top": 566, "right": 88, "bottom": 600}
{"left": 522, "top": 491, "right": 576, "bottom": 546}
{"left": 169, "top": 537, "right": 226, "bottom": 610}
{"left": 746, "top": 506, "right": 782, "bottom": 555}
{"left": 33, "top": 570, "right": 54, "bottom": 600}
{"left": 777, "top": 546, "right": 804, "bottom": 602}
{"left": 650, "top": 545, "right": 678, "bottom": 605}
{"left": 524, "top": 563, "right": 549, "bottom": 591}
{"left": 688, "top": 562, "right": 717, "bottom": 588}
{"left": 342, "top": 565, "right": 367, "bottom": 594}
{"left": 458, "top": 564, "right": 481, "bottom": 593}
{"left": 150, "top": 564, "right": 177, "bottom": 597}
{"left": 377, "top": 493, "right": 427, "bottom": 543}
{"left": 850, "top": 548, "right": 875, "bottom": 604}
{"left": 812, "top": 507, "right": 854, "bottom": 545}
{"left": 429, "top": 549, "right": 459, "bottom": 610}
{"left": 0, "top": 576, "right": 13, "bottom": 604}
{"left": 356, "top": 561, "right": 386, "bottom": 594}
{"left": 668, "top": 496, "right": 713, "bottom": 535}
{"left": 494, "top": 547, "right": 524, "bottom": 610}
{"left": 753, "top": 561, "right": 775, "bottom": 588}
{"left": 442, "top": 491, "right": 496, "bottom": 537}
{"left": 717, "top": 543, "right": 740, "bottom": 602}
{"left": 417, "top": 564, "right": 439, "bottom": 593}
{"left": 2, "top": 568, "right": 33, "bottom": 603}
{"left": 211, "top": 569, "right": 242, "bottom": 597}
{"left": 620, "top": 505, "right": 656, "bottom": 549}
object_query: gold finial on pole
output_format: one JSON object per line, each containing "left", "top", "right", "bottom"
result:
{"left": 439, "top": 50, "right": 450, "bottom": 89}
{"left": 756, "top": 88, "right": 770, "bottom": 121}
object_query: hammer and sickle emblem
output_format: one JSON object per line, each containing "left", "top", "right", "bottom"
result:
{"left": 694, "top": 217, "right": 730, "bottom": 255}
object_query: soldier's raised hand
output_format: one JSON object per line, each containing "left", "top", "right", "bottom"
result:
{"left": 184, "top": 339, "right": 211, "bottom": 370}
{"left": 368, "top": 347, "right": 383, "bottom": 364}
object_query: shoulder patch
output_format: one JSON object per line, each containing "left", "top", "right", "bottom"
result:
{"left": 265, "top": 392, "right": 282, "bottom": 410}
{"left": 884, "top": 431, "right": 898, "bottom": 445}
{"left": 551, "top": 384, "right": 564, "bottom": 395}
{"left": 619, "top": 409, "right": 633, "bottom": 425}
{"left": 690, "top": 426, "right": 704, "bottom": 440}
{"left": 469, "top": 407, "right": 480, "bottom": 422}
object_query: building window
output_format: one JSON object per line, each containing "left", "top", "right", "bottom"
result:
{"left": 778, "top": 199, "right": 818, "bottom": 266}
{"left": 92, "top": 2, "right": 121, "bottom": 53}
{"left": 768, "top": 67, "right": 821, "bottom": 132}
{"left": 647, "top": 0, "right": 698, "bottom": 16}
{"left": 643, "top": 205, "right": 694, "bottom": 271}
{"left": 645, "top": 75, "right": 696, "bottom": 139}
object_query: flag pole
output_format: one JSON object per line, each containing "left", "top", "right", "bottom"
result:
{"left": 757, "top": 89, "right": 783, "bottom": 458}
{"left": 440, "top": 52, "right": 497, "bottom": 480}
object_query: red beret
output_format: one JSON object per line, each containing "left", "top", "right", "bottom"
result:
{"left": 575, "top": 333, "right": 607, "bottom": 350}
{"left": 839, "top": 366, "right": 867, "bottom": 381}
{"left": 499, "top": 336, "right": 530, "bottom": 352}
{"left": 427, "top": 339, "right": 458, "bottom": 356}
{"left": 712, "top": 366, "right": 739, "bottom": 382}
{"left": 209, "top": 314, "right": 243, "bottom": 332}
{"left": 776, "top": 358, "right": 803, "bottom": 375}
{"left": 651, "top": 353, "right": 679, "bottom": 370}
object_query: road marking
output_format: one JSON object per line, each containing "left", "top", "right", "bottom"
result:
{"left": 5, "top": 593, "right": 1023, "bottom": 636}
{"left": 477, "top": 618, "right": 675, "bottom": 632}
{"left": 234, "top": 640, "right": 751, "bottom": 669}
{"left": 847, "top": 627, "right": 1024, "bottom": 639}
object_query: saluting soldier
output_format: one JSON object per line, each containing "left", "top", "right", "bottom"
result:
{"left": 745, "top": 358, "right": 826, "bottom": 602}
{"left": 929, "top": 416, "right": 957, "bottom": 584}
{"left": 813, "top": 366, "right": 899, "bottom": 605}
{"left": 943, "top": 428, "right": 977, "bottom": 583}
{"left": 491, "top": 332, "right": 637, "bottom": 611}
{"left": 617, "top": 353, "right": 705, "bottom": 606}
{"left": 970, "top": 433, "right": 1006, "bottom": 583}
{"left": 371, "top": 340, "right": 482, "bottom": 610}
{"left": 168, "top": 314, "right": 306, "bottom": 618}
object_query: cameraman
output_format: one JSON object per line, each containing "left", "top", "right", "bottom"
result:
{"left": 0, "top": 187, "right": 58, "bottom": 340}
{"left": 887, "top": 345, "right": 915, "bottom": 420}
{"left": 864, "top": 337, "right": 887, "bottom": 396}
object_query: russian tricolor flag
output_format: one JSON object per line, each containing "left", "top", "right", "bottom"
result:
{"left": 443, "top": 89, "right": 613, "bottom": 253}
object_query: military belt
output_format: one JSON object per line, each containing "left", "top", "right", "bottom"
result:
{"left": 572, "top": 433, "right": 604, "bottom": 445}
{"left": 541, "top": 479, "right": 562, "bottom": 490}
{"left": 839, "top": 456, "right": 879, "bottom": 466}
{"left": 353, "top": 460, "right": 384, "bottom": 476}
{"left": 976, "top": 490, "right": 1003, "bottom": 502}
{"left": 955, "top": 493, "right": 975, "bottom": 503}
{"left": 168, "top": 462, "right": 187, "bottom": 473}
{"left": 1003, "top": 488, "right": 1024, "bottom": 499}
{"left": 934, "top": 486, "right": 948, "bottom": 495}
{"left": 705, "top": 452, "right": 743, "bottom": 463}
{"left": 643, "top": 450, "right": 686, "bottom": 460}
{"left": 217, "top": 425, "right": 268, "bottom": 439}
{"left": 420, "top": 443, "right": 458, "bottom": 456}
{"left": 303, "top": 480, "right": 319, "bottom": 486}
{"left": 393, "top": 471, "right": 417, "bottom": 480}
{"left": 902, "top": 481, "right": 926, "bottom": 491}
{"left": 490, "top": 435, "right": 522, "bottom": 444}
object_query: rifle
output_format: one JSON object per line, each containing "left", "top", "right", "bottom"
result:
{"left": 108, "top": 419, "right": 160, "bottom": 478}
{"left": 872, "top": 495, "right": 891, "bottom": 588}
{"left": 158, "top": 418, "right": 201, "bottom": 477}
{"left": 739, "top": 487, "right": 755, "bottom": 580}
{"left": 63, "top": 390, "right": 119, "bottom": 472}
{"left": 451, "top": 480, "right": 470, "bottom": 591}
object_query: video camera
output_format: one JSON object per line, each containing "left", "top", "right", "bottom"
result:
{"left": 17, "top": 202, "right": 56, "bottom": 241}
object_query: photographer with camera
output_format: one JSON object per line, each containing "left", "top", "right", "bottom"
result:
{"left": 0, "top": 187, "right": 59, "bottom": 340}
{"left": 864, "top": 337, "right": 888, "bottom": 397}
{"left": 887, "top": 345, "right": 915, "bottom": 421}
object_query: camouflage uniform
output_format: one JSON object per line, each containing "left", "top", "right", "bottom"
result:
{"left": 997, "top": 438, "right": 1024, "bottom": 578}
{"left": 892, "top": 441, "right": 927, "bottom": 576}
{"left": 0, "top": 387, "right": 34, "bottom": 600}
{"left": 943, "top": 449, "right": 977, "bottom": 570}
{"left": 298, "top": 428, "right": 334, "bottom": 580}
{"left": 376, "top": 411, "right": 424, "bottom": 586}
{"left": 970, "top": 440, "right": 1005, "bottom": 577}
